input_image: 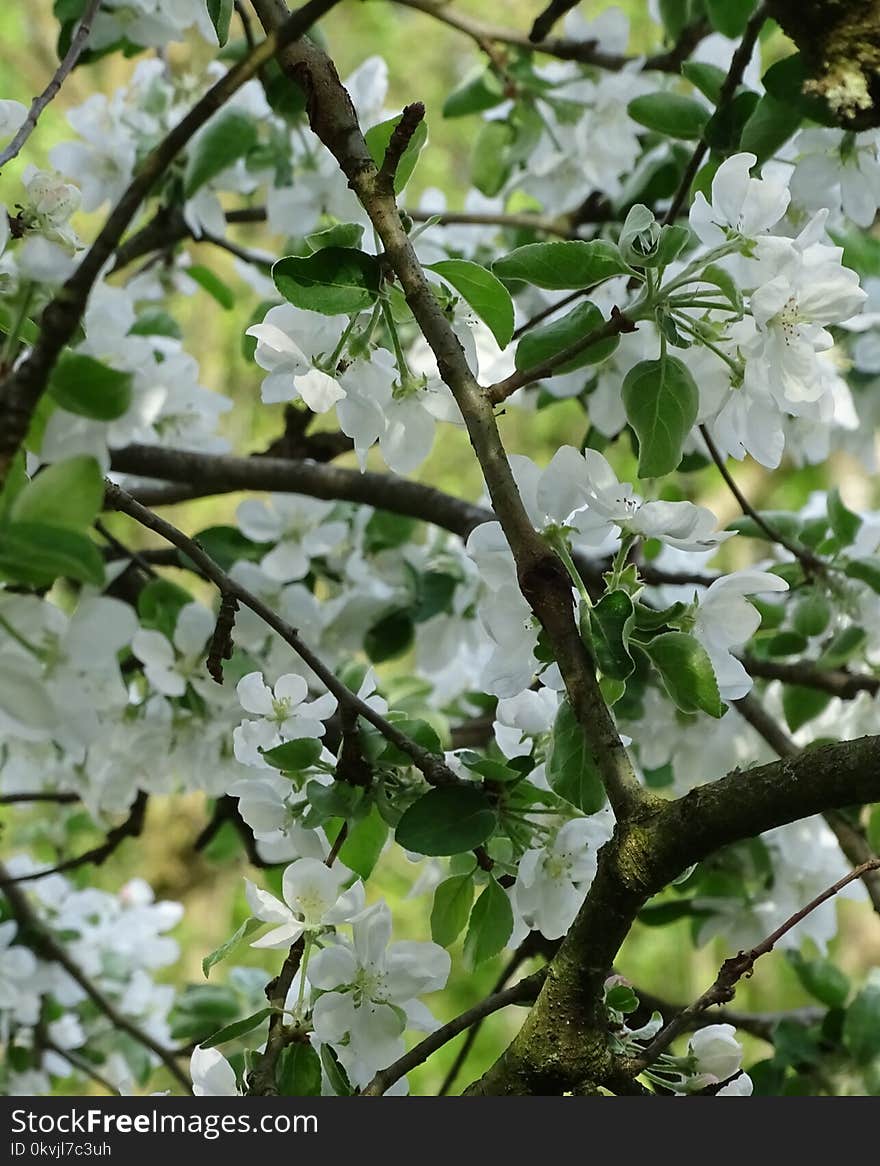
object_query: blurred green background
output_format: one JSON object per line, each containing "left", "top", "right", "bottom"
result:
{"left": 1, "top": 0, "right": 879, "bottom": 1095}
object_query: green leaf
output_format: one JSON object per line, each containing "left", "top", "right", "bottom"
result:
{"left": 471, "top": 120, "right": 515, "bottom": 196}
{"left": 320, "top": 1043, "right": 353, "bottom": 1096}
{"left": 184, "top": 109, "right": 257, "bottom": 196}
{"left": 365, "top": 112, "right": 428, "bottom": 193}
{"left": 443, "top": 67, "right": 506, "bottom": 118}
{"left": 428, "top": 259, "right": 514, "bottom": 348}
{"left": 0, "top": 522, "right": 104, "bottom": 588}
{"left": 762, "top": 53, "right": 837, "bottom": 128}
{"left": 364, "top": 609, "right": 415, "bottom": 663}
{"left": 276, "top": 1041, "right": 322, "bottom": 1097}
{"left": 170, "top": 985, "right": 241, "bottom": 1042}
{"left": 377, "top": 717, "right": 443, "bottom": 766}
{"left": 458, "top": 751, "right": 519, "bottom": 782}
{"left": 363, "top": 511, "right": 418, "bottom": 554}
{"left": 844, "top": 557, "right": 880, "bottom": 594}
{"left": 789, "top": 952, "right": 850, "bottom": 1009}
{"left": 431, "top": 873, "right": 475, "bottom": 947}
{"left": 333, "top": 808, "right": 387, "bottom": 879}
{"left": 188, "top": 525, "right": 262, "bottom": 572}
{"left": 412, "top": 571, "right": 457, "bottom": 623}
{"left": 739, "top": 93, "right": 802, "bottom": 162}
{"left": 705, "top": 0, "right": 756, "bottom": 37}
{"left": 647, "top": 631, "right": 725, "bottom": 718}
{"left": 816, "top": 626, "right": 867, "bottom": 669}
{"left": 515, "top": 300, "right": 620, "bottom": 375}
{"left": 843, "top": 973, "right": 880, "bottom": 1063}
{"left": 792, "top": 592, "right": 831, "bottom": 638}
{"left": 260, "top": 738, "right": 323, "bottom": 772}
{"left": 463, "top": 877, "right": 513, "bottom": 967}
{"left": 207, "top": 0, "right": 233, "bottom": 46}
{"left": 305, "top": 222, "right": 365, "bottom": 252}
{"left": 681, "top": 61, "right": 728, "bottom": 103}
{"left": 11, "top": 456, "right": 103, "bottom": 532}
{"left": 827, "top": 488, "right": 861, "bottom": 547}
{"left": 200, "top": 1007, "right": 273, "bottom": 1049}
{"left": 494, "top": 240, "right": 630, "bottom": 290}
{"left": 137, "top": 577, "right": 193, "bottom": 639}
{"left": 302, "top": 781, "right": 364, "bottom": 828}
{"left": 202, "top": 916, "right": 265, "bottom": 978}
{"left": 605, "top": 984, "right": 640, "bottom": 1014}
{"left": 48, "top": 352, "right": 133, "bottom": 421}
{"left": 546, "top": 697, "right": 605, "bottom": 813}
{"left": 395, "top": 786, "right": 497, "bottom": 856}
{"left": 187, "top": 264, "right": 235, "bottom": 310}
{"left": 273, "top": 248, "right": 380, "bottom": 315}
{"left": 622, "top": 355, "right": 699, "bottom": 478}
{"left": 588, "top": 590, "right": 635, "bottom": 681}
{"left": 628, "top": 93, "right": 709, "bottom": 139}
{"left": 782, "top": 685, "right": 832, "bottom": 733}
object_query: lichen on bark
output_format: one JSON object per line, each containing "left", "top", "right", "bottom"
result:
{"left": 769, "top": 0, "right": 880, "bottom": 127}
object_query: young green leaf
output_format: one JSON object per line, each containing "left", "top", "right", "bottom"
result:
{"left": 187, "top": 264, "right": 236, "bottom": 310}
{"left": 622, "top": 355, "right": 699, "bottom": 478}
{"left": 463, "top": 877, "right": 513, "bottom": 967}
{"left": 494, "top": 240, "right": 630, "bottom": 290}
{"left": 11, "top": 456, "right": 103, "bottom": 532}
{"left": 428, "top": 259, "right": 514, "bottom": 348}
{"left": 206, "top": 0, "right": 234, "bottom": 46}
{"left": 260, "top": 738, "right": 323, "bottom": 772}
{"left": 0, "top": 523, "right": 105, "bottom": 588}
{"left": 365, "top": 112, "right": 428, "bottom": 193}
{"left": 184, "top": 109, "right": 258, "bottom": 197}
{"left": 545, "top": 697, "right": 605, "bottom": 813}
{"left": 628, "top": 93, "right": 710, "bottom": 140}
{"left": 276, "top": 1041, "right": 322, "bottom": 1097}
{"left": 273, "top": 248, "right": 381, "bottom": 315}
{"left": 48, "top": 352, "right": 133, "bottom": 421}
{"left": 431, "top": 873, "right": 475, "bottom": 947}
{"left": 332, "top": 808, "right": 388, "bottom": 880}
{"left": 395, "top": 786, "right": 497, "bottom": 856}
{"left": 202, "top": 917, "right": 266, "bottom": 978}
{"left": 588, "top": 590, "right": 635, "bottom": 681}
{"left": 515, "top": 300, "right": 620, "bottom": 374}
{"left": 199, "top": 1007, "right": 273, "bottom": 1049}
{"left": 646, "top": 631, "right": 725, "bottom": 718}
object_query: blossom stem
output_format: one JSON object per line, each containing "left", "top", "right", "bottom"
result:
{"left": 0, "top": 282, "right": 35, "bottom": 370}
{"left": 547, "top": 531, "right": 592, "bottom": 608}
{"left": 381, "top": 295, "right": 414, "bottom": 388}
{"left": 325, "top": 312, "right": 361, "bottom": 369}
{"left": 0, "top": 610, "right": 42, "bottom": 658}
{"left": 295, "top": 934, "right": 313, "bottom": 1020}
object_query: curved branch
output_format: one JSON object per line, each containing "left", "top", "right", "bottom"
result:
{"left": 104, "top": 481, "right": 460, "bottom": 790}
{"left": 360, "top": 969, "right": 546, "bottom": 1096}
{"left": 0, "top": 792, "right": 147, "bottom": 885}
{"left": 0, "top": 0, "right": 103, "bottom": 172}
{"left": 0, "top": 858, "right": 189, "bottom": 1091}
{"left": 0, "top": 0, "right": 341, "bottom": 489}
{"left": 252, "top": 0, "right": 647, "bottom": 822}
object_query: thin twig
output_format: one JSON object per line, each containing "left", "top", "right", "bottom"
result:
{"left": 0, "top": 792, "right": 148, "bottom": 885}
{"left": 104, "top": 481, "right": 461, "bottom": 790}
{"left": 0, "top": 791, "right": 80, "bottom": 805}
{"left": 43, "top": 1040, "right": 122, "bottom": 1096}
{"left": 0, "top": 0, "right": 103, "bottom": 171}
{"left": 0, "top": 858, "right": 189, "bottom": 1090}
{"left": 700, "top": 424, "right": 826, "bottom": 577}
{"left": 360, "top": 969, "right": 546, "bottom": 1096}
{"left": 662, "top": 4, "right": 769, "bottom": 226}
{"left": 629, "top": 857, "right": 880, "bottom": 1073}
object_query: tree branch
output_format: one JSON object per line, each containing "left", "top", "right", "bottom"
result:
{"left": 103, "top": 481, "right": 460, "bottom": 790}
{"left": 251, "top": 0, "right": 649, "bottom": 823}
{"left": 0, "top": 0, "right": 103, "bottom": 172}
{"left": 662, "top": 5, "right": 769, "bottom": 227}
{"left": 0, "top": 858, "right": 189, "bottom": 1091}
{"left": 0, "top": 0, "right": 341, "bottom": 489}
{"left": 629, "top": 857, "right": 880, "bottom": 1073}
{"left": 0, "top": 792, "right": 147, "bottom": 885}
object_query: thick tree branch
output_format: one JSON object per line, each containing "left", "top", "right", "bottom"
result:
{"left": 0, "top": 858, "right": 189, "bottom": 1091}
{"left": 0, "top": 0, "right": 341, "bottom": 489}
{"left": 251, "top": 0, "right": 648, "bottom": 823}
